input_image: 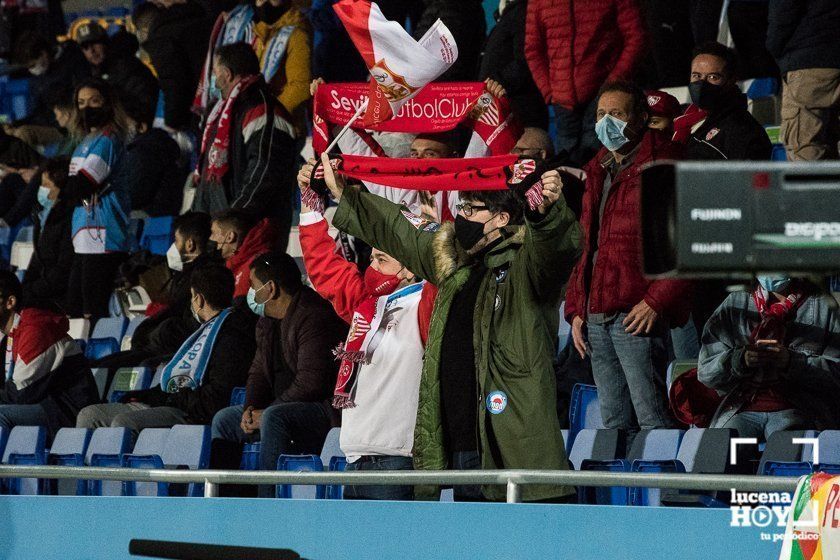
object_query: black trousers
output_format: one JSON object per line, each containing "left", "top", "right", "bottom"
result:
{"left": 66, "top": 252, "right": 126, "bottom": 318}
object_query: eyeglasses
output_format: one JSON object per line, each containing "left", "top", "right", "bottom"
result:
{"left": 455, "top": 202, "right": 489, "bottom": 217}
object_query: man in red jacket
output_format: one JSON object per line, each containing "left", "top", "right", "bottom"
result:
{"left": 525, "top": 0, "right": 647, "bottom": 167}
{"left": 209, "top": 209, "right": 277, "bottom": 299}
{"left": 566, "top": 81, "right": 690, "bottom": 437}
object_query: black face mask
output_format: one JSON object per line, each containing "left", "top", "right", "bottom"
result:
{"left": 689, "top": 80, "right": 728, "bottom": 111}
{"left": 254, "top": 1, "right": 287, "bottom": 23}
{"left": 455, "top": 214, "right": 494, "bottom": 252}
{"left": 81, "top": 106, "right": 110, "bottom": 131}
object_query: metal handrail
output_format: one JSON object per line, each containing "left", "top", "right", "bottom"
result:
{"left": 0, "top": 465, "right": 800, "bottom": 503}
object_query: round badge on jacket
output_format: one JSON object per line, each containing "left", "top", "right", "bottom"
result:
{"left": 486, "top": 391, "right": 508, "bottom": 414}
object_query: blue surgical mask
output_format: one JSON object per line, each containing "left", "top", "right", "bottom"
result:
{"left": 757, "top": 275, "right": 792, "bottom": 294}
{"left": 595, "top": 114, "right": 630, "bottom": 152}
{"left": 37, "top": 186, "right": 53, "bottom": 210}
{"left": 247, "top": 283, "right": 270, "bottom": 317}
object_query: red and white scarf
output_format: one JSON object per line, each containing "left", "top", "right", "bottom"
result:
{"left": 750, "top": 286, "right": 806, "bottom": 343}
{"left": 197, "top": 74, "right": 261, "bottom": 184}
{"left": 332, "top": 272, "right": 423, "bottom": 409}
{"left": 672, "top": 104, "right": 708, "bottom": 144}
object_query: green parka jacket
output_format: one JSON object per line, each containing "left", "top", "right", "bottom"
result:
{"left": 333, "top": 186, "right": 581, "bottom": 501}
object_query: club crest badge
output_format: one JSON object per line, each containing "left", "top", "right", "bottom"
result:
{"left": 370, "top": 59, "right": 419, "bottom": 103}
{"left": 486, "top": 391, "right": 508, "bottom": 414}
{"left": 706, "top": 128, "right": 721, "bottom": 141}
{"left": 469, "top": 93, "right": 501, "bottom": 127}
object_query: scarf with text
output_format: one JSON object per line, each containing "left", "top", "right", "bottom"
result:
{"left": 160, "top": 308, "right": 232, "bottom": 393}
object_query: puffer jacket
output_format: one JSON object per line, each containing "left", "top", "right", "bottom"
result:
{"left": 332, "top": 186, "right": 581, "bottom": 502}
{"left": 524, "top": 0, "right": 647, "bottom": 109}
{"left": 565, "top": 129, "right": 692, "bottom": 326}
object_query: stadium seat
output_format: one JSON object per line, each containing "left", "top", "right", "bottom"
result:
{"left": 568, "top": 429, "right": 625, "bottom": 471}
{"left": 759, "top": 430, "right": 819, "bottom": 476}
{"left": 121, "top": 428, "right": 171, "bottom": 496}
{"left": 161, "top": 425, "right": 211, "bottom": 497}
{"left": 771, "top": 143, "right": 787, "bottom": 161}
{"left": 107, "top": 367, "right": 153, "bottom": 403}
{"left": 68, "top": 318, "right": 91, "bottom": 341}
{"left": 241, "top": 442, "right": 262, "bottom": 471}
{"left": 84, "top": 337, "right": 120, "bottom": 361}
{"left": 121, "top": 317, "right": 146, "bottom": 350}
{"left": 9, "top": 241, "right": 34, "bottom": 270}
{"left": 276, "top": 455, "right": 326, "bottom": 499}
{"left": 568, "top": 384, "right": 603, "bottom": 453}
{"left": 0, "top": 78, "right": 33, "bottom": 122}
{"left": 91, "top": 368, "right": 110, "bottom": 400}
{"left": 150, "top": 365, "right": 164, "bottom": 389}
{"left": 92, "top": 317, "right": 128, "bottom": 341}
{"left": 86, "top": 427, "right": 132, "bottom": 496}
{"left": 2, "top": 426, "right": 47, "bottom": 494}
{"left": 627, "top": 430, "right": 685, "bottom": 506}
{"left": 320, "top": 428, "right": 344, "bottom": 499}
{"left": 108, "top": 291, "right": 124, "bottom": 318}
{"left": 0, "top": 427, "right": 8, "bottom": 462}
{"left": 440, "top": 488, "right": 454, "bottom": 502}
{"left": 816, "top": 430, "right": 840, "bottom": 474}
{"left": 746, "top": 77, "right": 779, "bottom": 100}
{"left": 47, "top": 428, "right": 93, "bottom": 495}
{"left": 229, "top": 387, "right": 246, "bottom": 407}
{"left": 139, "top": 216, "right": 175, "bottom": 256}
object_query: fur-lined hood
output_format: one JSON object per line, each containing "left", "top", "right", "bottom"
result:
{"left": 431, "top": 221, "right": 526, "bottom": 281}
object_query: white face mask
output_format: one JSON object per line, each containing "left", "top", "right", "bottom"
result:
{"left": 166, "top": 242, "right": 183, "bottom": 272}
{"left": 29, "top": 61, "right": 48, "bottom": 76}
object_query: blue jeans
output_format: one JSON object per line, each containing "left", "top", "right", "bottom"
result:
{"left": 344, "top": 455, "right": 414, "bottom": 500}
{"left": 669, "top": 314, "right": 700, "bottom": 360}
{"left": 450, "top": 450, "right": 483, "bottom": 502}
{"left": 0, "top": 404, "right": 50, "bottom": 431}
{"left": 587, "top": 314, "right": 676, "bottom": 431}
{"left": 721, "top": 409, "right": 810, "bottom": 441}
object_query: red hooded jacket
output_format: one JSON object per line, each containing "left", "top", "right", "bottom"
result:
{"left": 227, "top": 218, "right": 278, "bottom": 298}
{"left": 524, "top": 0, "right": 647, "bottom": 110}
{"left": 565, "top": 129, "right": 692, "bottom": 326}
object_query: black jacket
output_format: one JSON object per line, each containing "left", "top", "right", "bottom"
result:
{"left": 767, "top": 0, "right": 840, "bottom": 74}
{"left": 130, "top": 306, "right": 257, "bottom": 424}
{"left": 94, "top": 53, "right": 159, "bottom": 125}
{"left": 20, "top": 41, "right": 90, "bottom": 128}
{"left": 683, "top": 92, "right": 772, "bottom": 161}
{"left": 143, "top": 0, "right": 211, "bottom": 130}
{"left": 121, "top": 128, "right": 186, "bottom": 216}
{"left": 0, "top": 133, "right": 42, "bottom": 169}
{"left": 193, "top": 80, "right": 297, "bottom": 237}
{"left": 22, "top": 198, "right": 75, "bottom": 311}
{"left": 245, "top": 287, "right": 347, "bottom": 419}
{"left": 478, "top": 0, "right": 547, "bottom": 128}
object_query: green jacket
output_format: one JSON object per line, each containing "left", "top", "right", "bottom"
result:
{"left": 333, "top": 187, "right": 581, "bottom": 501}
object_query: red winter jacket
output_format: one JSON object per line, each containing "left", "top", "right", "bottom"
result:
{"left": 298, "top": 213, "right": 436, "bottom": 345}
{"left": 525, "top": 0, "right": 647, "bottom": 110}
{"left": 226, "top": 218, "right": 278, "bottom": 298}
{"left": 565, "top": 130, "right": 692, "bottom": 326}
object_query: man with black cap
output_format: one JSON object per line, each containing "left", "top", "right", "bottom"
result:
{"left": 75, "top": 21, "right": 159, "bottom": 127}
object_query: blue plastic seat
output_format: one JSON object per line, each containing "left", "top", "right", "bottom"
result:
{"left": 92, "top": 317, "right": 128, "bottom": 341}
{"left": 161, "top": 425, "right": 210, "bottom": 497}
{"left": 241, "top": 442, "right": 262, "bottom": 471}
{"left": 84, "top": 337, "right": 120, "bottom": 361}
{"left": 568, "top": 384, "right": 603, "bottom": 454}
{"left": 628, "top": 429, "right": 685, "bottom": 506}
{"left": 759, "top": 430, "right": 819, "bottom": 475}
{"left": 2, "top": 426, "right": 47, "bottom": 495}
{"left": 139, "top": 216, "right": 175, "bottom": 256}
{"left": 121, "top": 428, "right": 171, "bottom": 496}
{"left": 47, "top": 428, "right": 93, "bottom": 495}
{"left": 568, "top": 429, "right": 624, "bottom": 471}
{"left": 107, "top": 367, "right": 153, "bottom": 403}
{"left": 229, "top": 387, "right": 246, "bottom": 407}
{"left": 326, "top": 456, "right": 347, "bottom": 500}
{"left": 121, "top": 317, "right": 146, "bottom": 349}
{"left": 816, "top": 431, "right": 840, "bottom": 474}
{"left": 320, "top": 428, "right": 344, "bottom": 499}
{"left": 746, "top": 77, "right": 779, "bottom": 100}
{"left": 771, "top": 143, "right": 787, "bottom": 161}
{"left": 276, "top": 455, "right": 325, "bottom": 499}
{"left": 86, "top": 427, "right": 132, "bottom": 496}
{"left": 108, "top": 291, "right": 123, "bottom": 318}
{"left": 579, "top": 459, "right": 630, "bottom": 505}
{"left": 0, "top": 427, "right": 8, "bottom": 461}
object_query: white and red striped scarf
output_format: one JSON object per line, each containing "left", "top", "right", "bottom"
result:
{"left": 197, "top": 74, "right": 261, "bottom": 184}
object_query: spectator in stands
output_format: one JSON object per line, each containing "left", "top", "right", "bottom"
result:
{"left": 211, "top": 252, "right": 346, "bottom": 496}
{"left": 8, "top": 32, "right": 88, "bottom": 146}
{"left": 566, "top": 81, "right": 691, "bottom": 437}
{"left": 63, "top": 79, "right": 132, "bottom": 319}
{"left": 0, "top": 271, "right": 98, "bottom": 438}
{"left": 251, "top": 0, "right": 312, "bottom": 134}
{"left": 120, "top": 103, "right": 187, "bottom": 217}
{"left": 644, "top": 90, "right": 682, "bottom": 136}
{"left": 21, "top": 157, "right": 74, "bottom": 311}
{"left": 698, "top": 276, "right": 840, "bottom": 439}
{"left": 74, "top": 21, "right": 160, "bottom": 131}
{"left": 192, "top": 43, "right": 296, "bottom": 248}
{"left": 300, "top": 153, "right": 580, "bottom": 503}
{"left": 767, "top": 0, "right": 840, "bottom": 161}
{"left": 0, "top": 131, "right": 44, "bottom": 227}
{"left": 95, "top": 212, "right": 216, "bottom": 370}
{"left": 46, "top": 92, "right": 79, "bottom": 157}
{"left": 297, "top": 196, "right": 436, "bottom": 500}
{"left": 133, "top": 0, "right": 210, "bottom": 132}
{"left": 76, "top": 265, "right": 257, "bottom": 433}
{"left": 479, "top": 0, "right": 548, "bottom": 129}
{"left": 525, "top": 0, "right": 647, "bottom": 167}
{"left": 210, "top": 209, "right": 277, "bottom": 300}
{"left": 414, "top": 0, "right": 485, "bottom": 81}
{"left": 673, "top": 42, "right": 773, "bottom": 161}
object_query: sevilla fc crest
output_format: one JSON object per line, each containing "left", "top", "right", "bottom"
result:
{"left": 469, "top": 93, "right": 500, "bottom": 127}
{"left": 370, "top": 59, "right": 419, "bottom": 103}
{"left": 348, "top": 312, "right": 371, "bottom": 342}
{"left": 706, "top": 128, "right": 721, "bottom": 141}
{"left": 508, "top": 159, "right": 536, "bottom": 184}
{"left": 647, "top": 95, "right": 661, "bottom": 107}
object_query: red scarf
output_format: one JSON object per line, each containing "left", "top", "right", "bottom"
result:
{"left": 332, "top": 268, "right": 403, "bottom": 409}
{"left": 197, "top": 74, "right": 261, "bottom": 184}
{"left": 671, "top": 104, "right": 708, "bottom": 144}
{"left": 750, "top": 287, "right": 806, "bottom": 344}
